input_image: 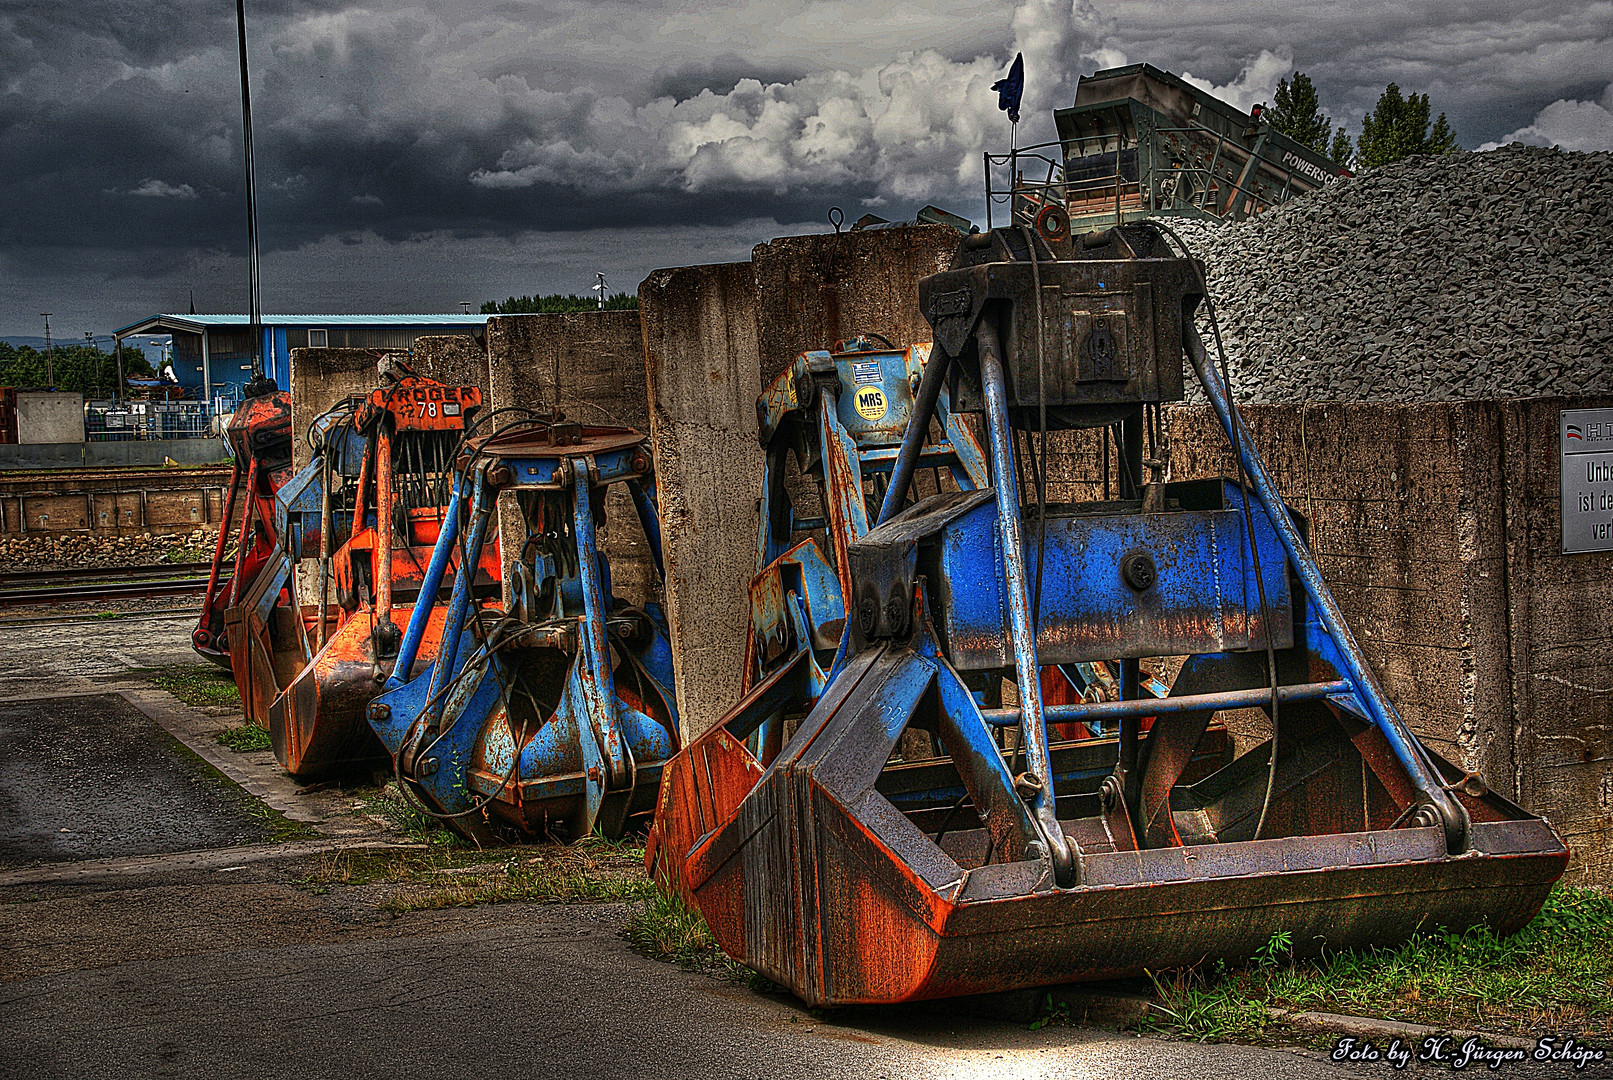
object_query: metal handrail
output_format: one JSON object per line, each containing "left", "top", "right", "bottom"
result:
{"left": 983, "top": 114, "right": 1315, "bottom": 229}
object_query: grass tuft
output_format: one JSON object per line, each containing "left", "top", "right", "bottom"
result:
{"left": 143, "top": 663, "right": 240, "bottom": 708}
{"left": 1141, "top": 886, "right": 1613, "bottom": 1042}
{"left": 624, "top": 885, "right": 720, "bottom": 964}
{"left": 623, "top": 883, "right": 773, "bottom": 988}
{"left": 380, "top": 868, "right": 652, "bottom": 913}
{"left": 296, "top": 829, "right": 654, "bottom": 914}
{"left": 355, "top": 784, "right": 464, "bottom": 847}
{"left": 216, "top": 723, "right": 271, "bottom": 752}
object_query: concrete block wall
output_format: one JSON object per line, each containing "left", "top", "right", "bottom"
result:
{"left": 288, "top": 348, "right": 385, "bottom": 476}
{"left": 1497, "top": 397, "right": 1613, "bottom": 886}
{"left": 751, "top": 224, "right": 958, "bottom": 384}
{"left": 411, "top": 334, "right": 491, "bottom": 393}
{"left": 0, "top": 439, "right": 228, "bottom": 472}
{"left": 1168, "top": 398, "right": 1613, "bottom": 884}
{"left": 483, "top": 311, "right": 657, "bottom": 608}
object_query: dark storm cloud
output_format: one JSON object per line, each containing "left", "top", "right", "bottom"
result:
{"left": 1, "top": 0, "right": 1103, "bottom": 271}
{"left": 0, "top": 0, "right": 1607, "bottom": 334}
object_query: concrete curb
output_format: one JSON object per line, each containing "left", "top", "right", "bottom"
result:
{"left": 1052, "top": 987, "right": 1155, "bottom": 1028}
{"left": 117, "top": 686, "right": 368, "bottom": 833}
{"left": 1270, "top": 1007, "right": 1537, "bottom": 1051}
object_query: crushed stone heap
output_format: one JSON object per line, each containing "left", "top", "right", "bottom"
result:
{"left": 1162, "top": 144, "right": 1613, "bottom": 404}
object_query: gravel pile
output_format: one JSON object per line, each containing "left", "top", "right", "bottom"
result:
{"left": 1162, "top": 144, "right": 1613, "bottom": 404}
{"left": 0, "top": 529, "right": 221, "bottom": 572}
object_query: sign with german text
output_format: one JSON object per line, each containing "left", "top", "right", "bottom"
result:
{"left": 1562, "top": 407, "right": 1613, "bottom": 553}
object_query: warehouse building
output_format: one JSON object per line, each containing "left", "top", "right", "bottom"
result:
{"left": 111, "top": 314, "right": 487, "bottom": 408}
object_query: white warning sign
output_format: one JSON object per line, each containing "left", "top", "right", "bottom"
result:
{"left": 1562, "top": 407, "right": 1613, "bottom": 553}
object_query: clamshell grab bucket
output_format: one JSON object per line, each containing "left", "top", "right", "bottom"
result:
{"left": 366, "top": 423, "right": 679, "bottom": 842}
{"left": 657, "top": 223, "right": 1568, "bottom": 1006}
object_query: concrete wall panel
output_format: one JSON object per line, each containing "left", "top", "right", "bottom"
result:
{"left": 288, "top": 348, "right": 381, "bottom": 475}
{"left": 0, "top": 439, "right": 227, "bottom": 471}
{"left": 639, "top": 263, "right": 763, "bottom": 739}
{"left": 751, "top": 224, "right": 958, "bottom": 385}
{"left": 16, "top": 392, "right": 84, "bottom": 445}
{"left": 1170, "top": 397, "right": 1610, "bottom": 884}
{"left": 1499, "top": 397, "right": 1613, "bottom": 885}
{"left": 411, "top": 334, "right": 490, "bottom": 394}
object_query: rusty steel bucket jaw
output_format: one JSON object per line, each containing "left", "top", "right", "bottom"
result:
{"left": 370, "top": 426, "right": 678, "bottom": 841}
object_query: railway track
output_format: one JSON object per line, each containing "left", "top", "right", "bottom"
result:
{"left": 0, "top": 562, "right": 229, "bottom": 607}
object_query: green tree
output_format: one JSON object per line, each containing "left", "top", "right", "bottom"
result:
{"left": 0, "top": 340, "right": 153, "bottom": 396}
{"left": 1356, "top": 83, "right": 1462, "bottom": 167}
{"left": 1268, "top": 71, "right": 1354, "bottom": 170}
{"left": 481, "top": 292, "right": 638, "bottom": 315}
{"left": 1330, "top": 128, "right": 1355, "bottom": 170}
{"left": 1270, "top": 73, "right": 1331, "bottom": 152}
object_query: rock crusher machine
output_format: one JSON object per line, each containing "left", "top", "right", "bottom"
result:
{"left": 193, "top": 388, "right": 295, "bottom": 668}
{"left": 645, "top": 336, "right": 1201, "bottom": 887}
{"left": 654, "top": 223, "right": 1569, "bottom": 1007}
{"left": 226, "top": 370, "right": 500, "bottom": 777}
{"left": 365, "top": 419, "right": 679, "bottom": 843}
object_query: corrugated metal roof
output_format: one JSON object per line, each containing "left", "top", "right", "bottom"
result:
{"left": 115, "top": 313, "right": 487, "bottom": 335}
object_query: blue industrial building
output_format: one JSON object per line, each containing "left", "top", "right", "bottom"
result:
{"left": 112, "top": 314, "right": 487, "bottom": 405}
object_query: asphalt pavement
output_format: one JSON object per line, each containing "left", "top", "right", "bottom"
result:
{"left": 0, "top": 898, "right": 1376, "bottom": 1080}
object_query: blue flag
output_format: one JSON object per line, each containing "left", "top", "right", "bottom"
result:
{"left": 992, "top": 52, "right": 1024, "bottom": 123}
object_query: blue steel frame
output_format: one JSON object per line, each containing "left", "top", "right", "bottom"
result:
{"left": 367, "top": 430, "right": 679, "bottom": 840}
{"left": 739, "top": 339, "right": 989, "bottom": 757}
{"left": 825, "top": 308, "right": 1473, "bottom": 886}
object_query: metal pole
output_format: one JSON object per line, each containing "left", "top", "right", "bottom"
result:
{"left": 113, "top": 335, "right": 125, "bottom": 404}
{"left": 40, "top": 314, "right": 54, "bottom": 388}
{"left": 200, "top": 330, "right": 212, "bottom": 408}
{"left": 234, "top": 0, "right": 263, "bottom": 381}
{"left": 572, "top": 459, "right": 630, "bottom": 789}
{"left": 315, "top": 448, "right": 333, "bottom": 649}
{"left": 976, "top": 317, "right": 1076, "bottom": 886}
{"left": 373, "top": 426, "right": 394, "bottom": 621}
{"left": 421, "top": 466, "right": 493, "bottom": 729}
{"left": 198, "top": 458, "right": 240, "bottom": 641}
{"left": 226, "top": 456, "right": 259, "bottom": 608}
{"left": 386, "top": 472, "right": 463, "bottom": 691}
{"left": 875, "top": 349, "right": 950, "bottom": 526}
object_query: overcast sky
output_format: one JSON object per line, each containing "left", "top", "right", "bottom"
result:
{"left": 2, "top": 0, "right": 1609, "bottom": 339}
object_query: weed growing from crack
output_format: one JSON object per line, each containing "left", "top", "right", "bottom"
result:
{"left": 354, "top": 784, "right": 463, "bottom": 847}
{"left": 380, "top": 867, "right": 652, "bottom": 913}
{"left": 623, "top": 882, "right": 776, "bottom": 989}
